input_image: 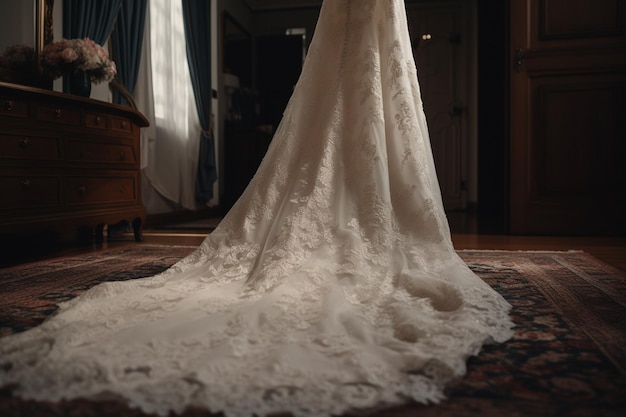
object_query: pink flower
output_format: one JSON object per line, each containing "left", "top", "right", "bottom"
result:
{"left": 61, "top": 48, "right": 78, "bottom": 62}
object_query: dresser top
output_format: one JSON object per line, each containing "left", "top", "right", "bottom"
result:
{"left": 0, "top": 81, "right": 149, "bottom": 128}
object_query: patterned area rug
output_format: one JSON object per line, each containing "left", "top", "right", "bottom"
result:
{"left": 0, "top": 246, "right": 624, "bottom": 417}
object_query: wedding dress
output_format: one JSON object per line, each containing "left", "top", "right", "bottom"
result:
{"left": 0, "top": 0, "right": 513, "bottom": 416}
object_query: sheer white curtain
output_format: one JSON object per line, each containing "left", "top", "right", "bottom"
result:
{"left": 136, "top": 0, "right": 201, "bottom": 213}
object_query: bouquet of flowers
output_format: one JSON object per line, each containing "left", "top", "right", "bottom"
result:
{"left": 40, "top": 37, "right": 116, "bottom": 83}
{"left": 1, "top": 44, "right": 36, "bottom": 85}
{"left": 0, "top": 44, "right": 36, "bottom": 71}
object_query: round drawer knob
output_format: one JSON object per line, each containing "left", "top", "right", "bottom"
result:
{"left": 95, "top": 116, "right": 102, "bottom": 125}
{"left": 77, "top": 186, "right": 86, "bottom": 194}
{"left": 22, "top": 179, "right": 31, "bottom": 189}
{"left": 120, "top": 151, "right": 126, "bottom": 160}
{"left": 19, "top": 138, "right": 30, "bottom": 148}
{"left": 5, "top": 100, "right": 13, "bottom": 111}
{"left": 54, "top": 109, "right": 62, "bottom": 119}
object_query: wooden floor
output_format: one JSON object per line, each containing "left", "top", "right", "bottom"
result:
{"left": 127, "top": 212, "right": 626, "bottom": 273}
{"left": 133, "top": 229, "right": 626, "bottom": 271}
{"left": 2, "top": 215, "right": 626, "bottom": 272}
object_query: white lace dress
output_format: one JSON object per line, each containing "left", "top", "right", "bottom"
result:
{"left": 0, "top": 1, "right": 513, "bottom": 416}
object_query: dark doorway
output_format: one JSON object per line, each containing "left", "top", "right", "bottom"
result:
{"left": 256, "top": 34, "right": 304, "bottom": 131}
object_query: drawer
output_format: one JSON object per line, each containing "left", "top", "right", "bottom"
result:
{"left": 111, "top": 116, "right": 132, "bottom": 132}
{"left": 84, "top": 112, "right": 108, "bottom": 130}
{"left": 0, "top": 176, "right": 60, "bottom": 209}
{"left": 66, "top": 140, "right": 137, "bottom": 164}
{"left": 65, "top": 176, "right": 136, "bottom": 205}
{"left": 0, "top": 97, "right": 29, "bottom": 119}
{"left": 0, "top": 134, "right": 61, "bottom": 160}
{"left": 35, "top": 104, "right": 81, "bottom": 126}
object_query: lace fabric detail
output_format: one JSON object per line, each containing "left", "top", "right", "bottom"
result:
{"left": 0, "top": 1, "right": 513, "bottom": 416}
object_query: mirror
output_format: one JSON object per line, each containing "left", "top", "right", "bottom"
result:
{"left": 0, "top": 0, "right": 54, "bottom": 87}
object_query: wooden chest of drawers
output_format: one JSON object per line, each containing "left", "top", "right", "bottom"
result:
{"left": 0, "top": 82, "right": 149, "bottom": 242}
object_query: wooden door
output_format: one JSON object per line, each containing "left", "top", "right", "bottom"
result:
{"left": 407, "top": 1, "right": 471, "bottom": 211}
{"left": 510, "top": 0, "right": 626, "bottom": 235}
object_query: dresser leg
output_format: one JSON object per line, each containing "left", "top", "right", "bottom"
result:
{"left": 132, "top": 218, "right": 143, "bottom": 242}
{"left": 95, "top": 224, "right": 105, "bottom": 242}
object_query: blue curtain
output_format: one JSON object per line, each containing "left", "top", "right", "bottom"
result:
{"left": 182, "top": 0, "right": 217, "bottom": 202}
{"left": 110, "top": 0, "right": 147, "bottom": 106}
{"left": 63, "top": 0, "right": 122, "bottom": 92}
{"left": 63, "top": 0, "right": 122, "bottom": 46}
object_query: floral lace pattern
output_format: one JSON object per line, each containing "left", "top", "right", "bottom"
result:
{"left": 0, "top": 1, "right": 513, "bottom": 417}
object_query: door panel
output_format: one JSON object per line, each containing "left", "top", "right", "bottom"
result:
{"left": 538, "top": 0, "right": 622, "bottom": 42}
{"left": 510, "top": 0, "right": 626, "bottom": 235}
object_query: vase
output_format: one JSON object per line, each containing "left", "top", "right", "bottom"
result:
{"left": 68, "top": 72, "right": 92, "bottom": 97}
